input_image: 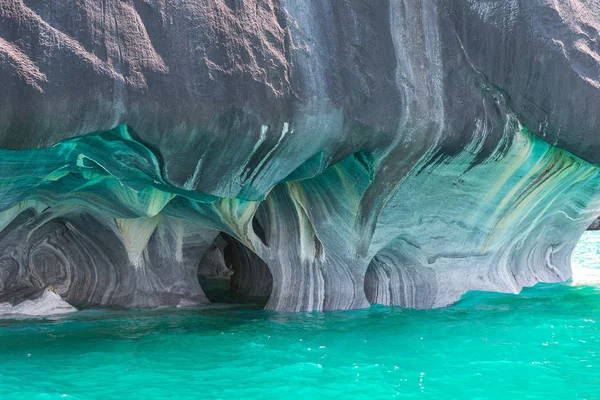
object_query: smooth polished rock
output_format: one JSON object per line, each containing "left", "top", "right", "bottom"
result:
{"left": 1, "top": 1, "right": 600, "bottom": 311}
{"left": 0, "top": 287, "right": 76, "bottom": 317}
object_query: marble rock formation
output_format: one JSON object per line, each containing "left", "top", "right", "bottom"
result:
{"left": 588, "top": 217, "right": 600, "bottom": 230}
{"left": 198, "top": 235, "right": 233, "bottom": 280}
{"left": 0, "top": 287, "right": 76, "bottom": 316}
{"left": 1, "top": 0, "right": 600, "bottom": 313}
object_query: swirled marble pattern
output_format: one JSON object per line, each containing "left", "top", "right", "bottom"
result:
{"left": 2, "top": 1, "right": 600, "bottom": 313}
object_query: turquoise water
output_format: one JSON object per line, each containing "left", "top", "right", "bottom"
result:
{"left": 2, "top": 234, "right": 600, "bottom": 399}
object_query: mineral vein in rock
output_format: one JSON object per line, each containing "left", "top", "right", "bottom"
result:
{"left": 1, "top": 0, "right": 600, "bottom": 313}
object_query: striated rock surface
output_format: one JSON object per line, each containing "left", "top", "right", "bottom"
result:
{"left": 1, "top": 1, "right": 600, "bottom": 312}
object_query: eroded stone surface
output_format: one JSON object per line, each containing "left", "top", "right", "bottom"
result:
{"left": 1, "top": 1, "right": 600, "bottom": 312}
{"left": 0, "top": 287, "right": 76, "bottom": 317}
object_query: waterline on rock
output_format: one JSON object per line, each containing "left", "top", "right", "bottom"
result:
{"left": 0, "top": 232, "right": 600, "bottom": 398}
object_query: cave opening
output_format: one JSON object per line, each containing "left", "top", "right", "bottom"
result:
{"left": 197, "top": 232, "right": 272, "bottom": 307}
{"left": 571, "top": 218, "right": 600, "bottom": 286}
{"left": 363, "top": 237, "right": 438, "bottom": 310}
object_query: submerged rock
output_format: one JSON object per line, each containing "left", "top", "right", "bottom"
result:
{"left": 0, "top": 1, "right": 600, "bottom": 311}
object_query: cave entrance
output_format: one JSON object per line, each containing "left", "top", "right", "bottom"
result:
{"left": 197, "top": 232, "right": 272, "bottom": 307}
{"left": 571, "top": 220, "right": 600, "bottom": 286}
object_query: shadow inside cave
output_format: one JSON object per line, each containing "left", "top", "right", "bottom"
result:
{"left": 197, "top": 232, "right": 272, "bottom": 308}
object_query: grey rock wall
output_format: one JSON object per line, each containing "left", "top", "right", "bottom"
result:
{"left": 1, "top": 1, "right": 600, "bottom": 313}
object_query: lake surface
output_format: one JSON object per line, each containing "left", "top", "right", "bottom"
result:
{"left": 2, "top": 232, "right": 600, "bottom": 399}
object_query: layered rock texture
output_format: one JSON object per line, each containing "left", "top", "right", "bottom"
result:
{"left": 1, "top": 0, "right": 600, "bottom": 314}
